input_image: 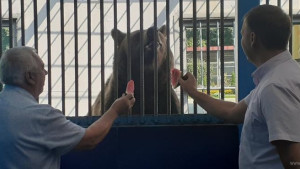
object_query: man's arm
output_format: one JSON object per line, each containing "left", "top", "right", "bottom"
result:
{"left": 272, "top": 140, "right": 300, "bottom": 169}
{"left": 178, "top": 72, "right": 247, "bottom": 124}
{"left": 75, "top": 94, "right": 135, "bottom": 150}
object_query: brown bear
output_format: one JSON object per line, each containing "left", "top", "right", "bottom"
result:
{"left": 92, "top": 25, "right": 180, "bottom": 116}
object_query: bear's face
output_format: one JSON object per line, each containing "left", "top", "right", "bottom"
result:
{"left": 111, "top": 25, "right": 173, "bottom": 74}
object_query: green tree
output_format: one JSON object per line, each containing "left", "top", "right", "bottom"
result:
{"left": 186, "top": 27, "right": 234, "bottom": 47}
{"left": 231, "top": 71, "right": 236, "bottom": 86}
{"left": 2, "top": 28, "right": 10, "bottom": 53}
{"left": 0, "top": 27, "right": 10, "bottom": 91}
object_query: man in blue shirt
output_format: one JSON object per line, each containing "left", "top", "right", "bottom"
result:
{"left": 179, "top": 5, "right": 300, "bottom": 169}
{"left": 0, "top": 46, "right": 135, "bottom": 169}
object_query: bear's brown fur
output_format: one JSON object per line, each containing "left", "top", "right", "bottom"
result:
{"left": 92, "top": 25, "right": 180, "bottom": 115}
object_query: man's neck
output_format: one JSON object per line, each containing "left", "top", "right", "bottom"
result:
{"left": 254, "top": 49, "right": 286, "bottom": 67}
{"left": 18, "top": 84, "right": 39, "bottom": 101}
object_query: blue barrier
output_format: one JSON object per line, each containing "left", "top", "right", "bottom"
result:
{"left": 61, "top": 121, "right": 239, "bottom": 169}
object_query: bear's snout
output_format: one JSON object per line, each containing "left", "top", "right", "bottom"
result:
{"left": 145, "top": 41, "right": 162, "bottom": 50}
{"left": 145, "top": 27, "right": 162, "bottom": 50}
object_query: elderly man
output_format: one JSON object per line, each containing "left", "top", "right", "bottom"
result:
{"left": 179, "top": 5, "right": 300, "bottom": 169}
{"left": 0, "top": 46, "right": 135, "bottom": 169}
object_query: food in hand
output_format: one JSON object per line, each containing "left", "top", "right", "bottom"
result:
{"left": 126, "top": 80, "right": 135, "bottom": 95}
{"left": 171, "top": 68, "right": 188, "bottom": 88}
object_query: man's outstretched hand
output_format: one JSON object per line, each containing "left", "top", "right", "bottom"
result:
{"left": 109, "top": 93, "right": 135, "bottom": 115}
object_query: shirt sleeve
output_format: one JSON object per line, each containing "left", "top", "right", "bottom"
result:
{"left": 36, "top": 106, "right": 86, "bottom": 156}
{"left": 261, "top": 84, "right": 300, "bottom": 143}
{"left": 243, "top": 89, "right": 254, "bottom": 106}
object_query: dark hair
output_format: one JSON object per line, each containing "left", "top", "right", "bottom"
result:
{"left": 244, "top": 5, "right": 291, "bottom": 50}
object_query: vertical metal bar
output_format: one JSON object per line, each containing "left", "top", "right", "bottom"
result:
{"left": 200, "top": 22, "right": 204, "bottom": 87}
{"left": 47, "top": 0, "right": 52, "bottom": 105}
{"left": 153, "top": 0, "right": 158, "bottom": 115}
{"left": 192, "top": 0, "right": 197, "bottom": 114}
{"left": 266, "top": 0, "right": 269, "bottom": 5}
{"left": 34, "top": 0, "right": 38, "bottom": 51}
{"left": 166, "top": 0, "right": 171, "bottom": 114}
{"left": 288, "top": 0, "right": 293, "bottom": 54}
{"left": 126, "top": 0, "right": 131, "bottom": 82}
{"left": 9, "top": 0, "right": 13, "bottom": 48}
{"left": 140, "top": 0, "right": 145, "bottom": 115}
{"left": 0, "top": 0, "right": 2, "bottom": 55}
{"left": 60, "top": 0, "right": 65, "bottom": 114}
{"left": 74, "top": 0, "right": 79, "bottom": 116}
{"left": 179, "top": 0, "right": 184, "bottom": 114}
{"left": 100, "top": 0, "right": 105, "bottom": 115}
{"left": 87, "top": 0, "right": 92, "bottom": 116}
{"left": 113, "top": 0, "right": 118, "bottom": 101}
{"left": 277, "top": 0, "right": 281, "bottom": 7}
{"left": 220, "top": 0, "right": 225, "bottom": 100}
{"left": 206, "top": 0, "right": 211, "bottom": 96}
{"left": 21, "top": 0, "right": 25, "bottom": 46}
{"left": 126, "top": 0, "right": 132, "bottom": 115}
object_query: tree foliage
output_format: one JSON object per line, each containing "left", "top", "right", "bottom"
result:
{"left": 186, "top": 27, "right": 234, "bottom": 47}
{"left": 0, "top": 28, "right": 10, "bottom": 91}
{"left": 1, "top": 28, "right": 10, "bottom": 53}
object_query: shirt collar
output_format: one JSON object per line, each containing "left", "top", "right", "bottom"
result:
{"left": 251, "top": 50, "right": 292, "bottom": 86}
{"left": 2, "top": 84, "right": 37, "bottom": 102}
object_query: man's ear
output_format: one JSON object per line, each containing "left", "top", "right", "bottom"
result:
{"left": 25, "top": 72, "right": 36, "bottom": 85}
{"left": 250, "top": 32, "right": 256, "bottom": 48}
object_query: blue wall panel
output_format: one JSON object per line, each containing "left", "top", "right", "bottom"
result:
{"left": 237, "top": 0, "right": 260, "bottom": 140}
{"left": 61, "top": 125, "right": 239, "bottom": 169}
{"left": 237, "top": 0, "right": 259, "bottom": 100}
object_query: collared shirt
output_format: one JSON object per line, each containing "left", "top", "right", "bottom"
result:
{"left": 239, "top": 50, "right": 300, "bottom": 169}
{"left": 0, "top": 85, "right": 86, "bottom": 169}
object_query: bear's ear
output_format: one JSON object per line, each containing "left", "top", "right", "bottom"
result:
{"left": 111, "top": 29, "right": 126, "bottom": 47}
{"left": 158, "top": 25, "right": 167, "bottom": 36}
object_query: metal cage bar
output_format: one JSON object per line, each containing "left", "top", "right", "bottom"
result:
{"left": 220, "top": 0, "right": 225, "bottom": 100}
{"left": 192, "top": 0, "right": 197, "bottom": 114}
{"left": 60, "top": 0, "right": 66, "bottom": 114}
{"left": 206, "top": 0, "right": 211, "bottom": 96}
{"left": 8, "top": 0, "right": 13, "bottom": 48}
{"left": 33, "top": 0, "right": 38, "bottom": 51}
{"left": 113, "top": 0, "right": 118, "bottom": 102}
{"left": 0, "top": 0, "right": 2, "bottom": 56}
{"left": 139, "top": 0, "right": 145, "bottom": 115}
{"left": 20, "top": 0, "right": 25, "bottom": 46}
{"left": 87, "top": 0, "right": 92, "bottom": 116}
{"left": 126, "top": 0, "right": 132, "bottom": 115}
{"left": 166, "top": 0, "right": 171, "bottom": 115}
{"left": 153, "top": 0, "right": 158, "bottom": 115}
{"left": 74, "top": 0, "right": 79, "bottom": 116}
{"left": 46, "top": 0, "right": 52, "bottom": 105}
{"left": 126, "top": 0, "right": 132, "bottom": 82}
{"left": 100, "top": 0, "right": 105, "bottom": 115}
{"left": 179, "top": 0, "right": 184, "bottom": 114}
